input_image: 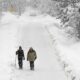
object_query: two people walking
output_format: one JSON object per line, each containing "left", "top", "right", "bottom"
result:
{"left": 16, "top": 46, "right": 37, "bottom": 70}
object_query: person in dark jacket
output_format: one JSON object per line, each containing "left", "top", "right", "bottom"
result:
{"left": 16, "top": 46, "right": 25, "bottom": 69}
{"left": 27, "top": 47, "right": 37, "bottom": 70}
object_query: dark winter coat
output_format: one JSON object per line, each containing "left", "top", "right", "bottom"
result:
{"left": 16, "top": 49, "right": 24, "bottom": 60}
{"left": 27, "top": 49, "right": 37, "bottom": 61}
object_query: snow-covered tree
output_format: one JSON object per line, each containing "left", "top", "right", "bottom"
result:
{"left": 0, "top": 0, "right": 27, "bottom": 15}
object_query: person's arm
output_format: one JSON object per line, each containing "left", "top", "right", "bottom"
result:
{"left": 16, "top": 51, "right": 18, "bottom": 55}
{"left": 23, "top": 50, "right": 24, "bottom": 57}
{"left": 27, "top": 51, "right": 29, "bottom": 61}
{"left": 34, "top": 51, "right": 37, "bottom": 60}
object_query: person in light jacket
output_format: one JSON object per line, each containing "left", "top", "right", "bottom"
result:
{"left": 27, "top": 47, "right": 37, "bottom": 70}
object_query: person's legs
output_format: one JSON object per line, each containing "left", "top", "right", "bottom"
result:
{"left": 30, "top": 61, "right": 32, "bottom": 70}
{"left": 19, "top": 59, "right": 23, "bottom": 69}
{"left": 30, "top": 61, "right": 34, "bottom": 70}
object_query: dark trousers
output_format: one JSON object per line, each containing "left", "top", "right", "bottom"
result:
{"left": 18, "top": 59, "right": 23, "bottom": 69}
{"left": 29, "top": 61, "right": 34, "bottom": 70}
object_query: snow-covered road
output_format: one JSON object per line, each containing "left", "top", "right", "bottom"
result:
{"left": 12, "top": 22, "right": 67, "bottom": 80}
{"left": 0, "top": 13, "right": 68, "bottom": 80}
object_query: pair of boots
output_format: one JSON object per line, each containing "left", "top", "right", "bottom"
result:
{"left": 18, "top": 60, "right": 34, "bottom": 70}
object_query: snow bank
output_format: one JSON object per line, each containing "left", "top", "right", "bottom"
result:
{"left": 1, "top": 12, "right": 18, "bottom": 24}
{"left": 46, "top": 19, "right": 80, "bottom": 80}
{"left": 0, "top": 12, "right": 19, "bottom": 80}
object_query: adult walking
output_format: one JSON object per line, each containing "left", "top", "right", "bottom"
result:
{"left": 27, "top": 47, "right": 37, "bottom": 70}
{"left": 16, "top": 46, "right": 25, "bottom": 69}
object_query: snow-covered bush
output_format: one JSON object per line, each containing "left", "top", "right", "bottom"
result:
{"left": 29, "top": 0, "right": 80, "bottom": 40}
{"left": 57, "top": 3, "right": 80, "bottom": 41}
{"left": 29, "top": 0, "right": 60, "bottom": 16}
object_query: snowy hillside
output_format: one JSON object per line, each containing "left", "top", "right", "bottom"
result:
{"left": 0, "top": 0, "right": 80, "bottom": 80}
{"left": 46, "top": 23, "right": 80, "bottom": 80}
{"left": 1, "top": 9, "right": 80, "bottom": 80}
{"left": 1, "top": 7, "right": 80, "bottom": 80}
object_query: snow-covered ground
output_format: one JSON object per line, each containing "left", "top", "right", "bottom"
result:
{"left": 46, "top": 21, "right": 80, "bottom": 80}
{"left": 0, "top": 12, "right": 68, "bottom": 80}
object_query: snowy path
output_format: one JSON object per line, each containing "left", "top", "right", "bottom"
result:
{"left": 12, "top": 22, "right": 67, "bottom": 80}
{"left": 0, "top": 13, "right": 67, "bottom": 80}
